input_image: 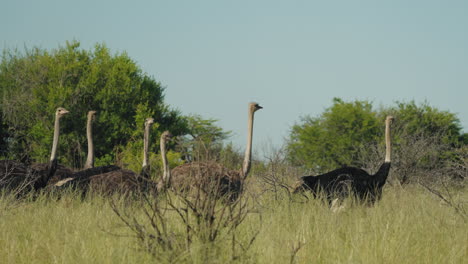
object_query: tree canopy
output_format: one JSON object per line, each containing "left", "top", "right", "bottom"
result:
{"left": 176, "top": 114, "right": 232, "bottom": 162}
{"left": 0, "top": 41, "right": 189, "bottom": 167}
{"left": 287, "top": 98, "right": 380, "bottom": 171}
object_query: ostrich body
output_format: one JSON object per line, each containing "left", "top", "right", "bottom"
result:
{"left": 294, "top": 116, "right": 394, "bottom": 204}
{"left": 168, "top": 102, "right": 262, "bottom": 199}
{"left": 79, "top": 169, "right": 141, "bottom": 195}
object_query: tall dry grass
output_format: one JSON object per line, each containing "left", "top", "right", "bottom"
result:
{"left": 0, "top": 183, "right": 466, "bottom": 263}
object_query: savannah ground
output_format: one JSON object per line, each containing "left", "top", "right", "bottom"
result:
{"left": 0, "top": 182, "right": 466, "bottom": 264}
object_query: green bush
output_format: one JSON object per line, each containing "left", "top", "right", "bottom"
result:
{"left": 287, "top": 98, "right": 380, "bottom": 171}
{"left": 0, "top": 41, "right": 188, "bottom": 167}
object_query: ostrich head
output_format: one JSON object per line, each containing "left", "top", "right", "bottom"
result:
{"left": 249, "top": 102, "right": 263, "bottom": 113}
{"left": 88, "top": 110, "right": 97, "bottom": 121}
{"left": 161, "top": 131, "right": 173, "bottom": 142}
{"left": 56, "top": 107, "right": 69, "bottom": 117}
{"left": 145, "top": 117, "right": 154, "bottom": 127}
{"left": 386, "top": 115, "right": 394, "bottom": 122}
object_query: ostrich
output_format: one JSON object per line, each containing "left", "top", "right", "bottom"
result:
{"left": 1, "top": 107, "right": 71, "bottom": 192}
{"left": 293, "top": 116, "right": 394, "bottom": 205}
{"left": 168, "top": 102, "right": 263, "bottom": 200}
{"left": 31, "top": 107, "right": 72, "bottom": 190}
{"left": 56, "top": 117, "right": 157, "bottom": 195}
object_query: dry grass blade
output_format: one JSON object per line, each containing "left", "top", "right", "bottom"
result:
{"left": 419, "top": 181, "right": 467, "bottom": 222}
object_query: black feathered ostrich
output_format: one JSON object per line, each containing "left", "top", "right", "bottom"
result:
{"left": 31, "top": 107, "right": 72, "bottom": 190}
{"left": 293, "top": 116, "right": 394, "bottom": 205}
{"left": 1, "top": 107, "right": 71, "bottom": 193}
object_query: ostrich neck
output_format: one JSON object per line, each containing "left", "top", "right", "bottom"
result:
{"left": 50, "top": 115, "right": 61, "bottom": 161}
{"left": 384, "top": 119, "right": 391, "bottom": 163}
{"left": 143, "top": 124, "right": 150, "bottom": 168}
{"left": 84, "top": 117, "right": 94, "bottom": 169}
{"left": 242, "top": 110, "right": 255, "bottom": 178}
{"left": 375, "top": 162, "right": 391, "bottom": 183}
{"left": 160, "top": 138, "right": 170, "bottom": 182}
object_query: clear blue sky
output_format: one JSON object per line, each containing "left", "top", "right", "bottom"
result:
{"left": 1, "top": 0, "right": 467, "bottom": 150}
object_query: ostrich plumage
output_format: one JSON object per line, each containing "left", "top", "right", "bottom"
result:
{"left": 167, "top": 102, "right": 262, "bottom": 200}
{"left": 294, "top": 162, "right": 391, "bottom": 204}
{"left": 294, "top": 116, "right": 394, "bottom": 204}
{"left": 0, "top": 107, "right": 71, "bottom": 194}
{"left": 55, "top": 117, "right": 156, "bottom": 195}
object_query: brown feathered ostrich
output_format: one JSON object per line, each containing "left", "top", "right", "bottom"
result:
{"left": 56, "top": 117, "right": 156, "bottom": 195}
{"left": 167, "top": 102, "right": 263, "bottom": 200}
{"left": 294, "top": 116, "right": 394, "bottom": 205}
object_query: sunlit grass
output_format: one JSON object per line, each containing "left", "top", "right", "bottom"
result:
{"left": 0, "top": 185, "right": 466, "bottom": 263}
{"left": 251, "top": 186, "right": 467, "bottom": 264}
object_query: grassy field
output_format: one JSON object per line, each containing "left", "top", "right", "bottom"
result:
{"left": 0, "top": 184, "right": 466, "bottom": 264}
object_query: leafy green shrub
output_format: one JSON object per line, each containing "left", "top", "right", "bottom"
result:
{"left": 0, "top": 41, "right": 188, "bottom": 167}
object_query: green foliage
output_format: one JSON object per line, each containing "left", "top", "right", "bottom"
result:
{"left": 385, "top": 101, "right": 464, "bottom": 147}
{"left": 176, "top": 114, "right": 231, "bottom": 162}
{"left": 287, "top": 98, "right": 380, "bottom": 171}
{"left": 287, "top": 98, "right": 467, "bottom": 173}
{"left": 378, "top": 101, "right": 467, "bottom": 183}
{"left": 218, "top": 143, "right": 244, "bottom": 170}
{"left": 185, "top": 115, "right": 230, "bottom": 142}
{"left": 118, "top": 114, "right": 230, "bottom": 177}
{"left": 119, "top": 128, "right": 183, "bottom": 180}
{"left": 460, "top": 133, "right": 468, "bottom": 145}
{"left": 0, "top": 41, "right": 188, "bottom": 167}
{"left": 0, "top": 110, "right": 9, "bottom": 158}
